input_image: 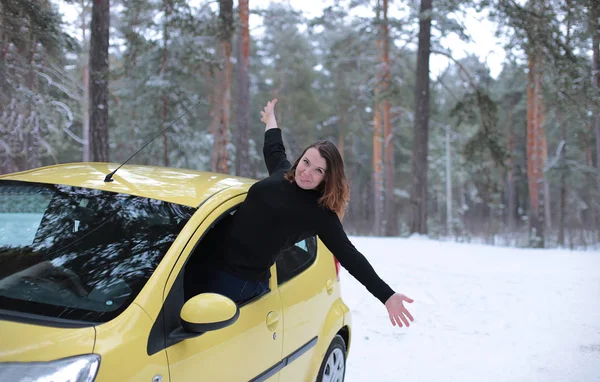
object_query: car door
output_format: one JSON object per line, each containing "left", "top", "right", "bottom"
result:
{"left": 159, "top": 196, "right": 284, "bottom": 382}
{"left": 276, "top": 237, "right": 336, "bottom": 381}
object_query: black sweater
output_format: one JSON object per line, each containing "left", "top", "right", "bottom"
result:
{"left": 222, "top": 128, "right": 395, "bottom": 304}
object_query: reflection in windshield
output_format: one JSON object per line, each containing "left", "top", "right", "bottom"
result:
{"left": 0, "top": 181, "right": 195, "bottom": 323}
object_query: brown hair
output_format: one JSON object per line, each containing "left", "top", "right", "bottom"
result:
{"left": 284, "top": 140, "right": 350, "bottom": 219}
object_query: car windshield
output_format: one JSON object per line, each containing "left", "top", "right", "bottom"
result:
{"left": 0, "top": 180, "right": 195, "bottom": 323}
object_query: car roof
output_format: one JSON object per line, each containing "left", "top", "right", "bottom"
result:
{"left": 0, "top": 162, "right": 256, "bottom": 207}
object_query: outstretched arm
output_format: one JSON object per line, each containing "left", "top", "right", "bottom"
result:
{"left": 319, "top": 213, "right": 415, "bottom": 327}
{"left": 261, "top": 99, "right": 291, "bottom": 174}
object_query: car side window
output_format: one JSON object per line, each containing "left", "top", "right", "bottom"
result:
{"left": 182, "top": 208, "right": 238, "bottom": 302}
{"left": 276, "top": 236, "right": 317, "bottom": 285}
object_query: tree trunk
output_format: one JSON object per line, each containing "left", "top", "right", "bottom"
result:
{"left": 0, "top": 33, "right": 6, "bottom": 114}
{"left": 382, "top": 0, "right": 395, "bottom": 236}
{"left": 445, "top": 126, "right": 452, "bottom": 235}
{"left": 372, "top": 97, "right": 383, "bottom": 236}
{"left": 161, "top": 0, "right": 171, "bottom": 167}
{"left": 235, "top": 0, "right": 251, "bottom": 177}
{"left": 590, "top": 0, "right": 600, "bottom": 235}
{"left": 558, "top": 112, "right": 567, "bottom": 246}
{"left": 526, "top": 53, "right": 546, "bottom": 247}
{"left": 89, "top": 0, "right": 110, "bottom": 162}
{"left": 338, "top": 112, "right": 345, "bottom": 161}
{"left": 372, "top": 0, "right": 384, "bottom": 236}
{"left": 81, "top": 0, "right": 90, "bottom": 162}
{"left": 585, "top": 123, "right": 593, "bottom": 166}
{"left": 591, "top": 0, "right": 600, "bottom": 184}
{"left": 409, "top": 0, "right": 432, "bottom": 235}
{"left": 126, "top": 0, "right": 140, "bottom": 157}
{"left": 211, "top": 0, "right": 233, "bottom": 174}
{"left": 336, "top": 66, "right": 347, "bottom": 161}
{"left": 543, "top": 134, "right": 551, "bottom": 231}
{"left": 506, "top": 101, "right": 517, "bottom": 230}
{"left": 558, "top": 0, "right": 574, "bottom": 246}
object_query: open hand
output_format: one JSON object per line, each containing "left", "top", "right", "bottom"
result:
{"left": 385, "top": 293, "right": 414, "bottom": 327}
{"left": 260, "top": 99, "right": 278, "bottom": 129}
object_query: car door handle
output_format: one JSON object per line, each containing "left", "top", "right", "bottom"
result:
{"left": 326, "top": 279, "right": 334, "bottom": 295}
{"left": 266, "top": 311, "right": 279, "bottom": 331}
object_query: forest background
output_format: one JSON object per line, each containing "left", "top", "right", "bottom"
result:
{"left": 1, "top": 0, "right": 599, "bottom": 249}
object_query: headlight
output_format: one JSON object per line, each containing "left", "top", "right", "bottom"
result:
{"left": 0, "top": 354, "right": 100, "bottom": 382}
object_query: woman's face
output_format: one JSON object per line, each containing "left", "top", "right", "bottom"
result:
{"left": 295, "top": 148, "right": 327, "bottom": 190}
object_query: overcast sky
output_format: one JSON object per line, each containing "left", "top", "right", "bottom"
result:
{"left": 252, "top": 0, "right": 507, "bottom": 78}
{"left": 58, "top": 0, "right": 507, "bottom": 79}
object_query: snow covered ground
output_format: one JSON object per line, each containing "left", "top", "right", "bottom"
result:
{"left": 342, "top": 236, "right": 600, "bottom": 382}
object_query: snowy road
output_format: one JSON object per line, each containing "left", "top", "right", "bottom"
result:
{"left": 342, "top": 237, "right": 600, "bottom": 382}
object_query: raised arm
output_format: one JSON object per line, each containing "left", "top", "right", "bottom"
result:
{"left": 318, "top": 212, "right": 415, "bottom": 327}
{"left": 260, "top": 99, "right": 291, "bottom": 174}
{"left": 261, "top": 99, "right": 278, "bottom": 132}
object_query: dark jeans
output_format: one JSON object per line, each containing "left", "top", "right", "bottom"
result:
{"left": 202, "top": 268, "right": 269, "bottom": 304}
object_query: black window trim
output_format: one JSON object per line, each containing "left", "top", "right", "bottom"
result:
{"left": 0, "top": 308, "right": 98, "bottom": 328}
{"left": 276, "top": 236, "right": 318, "bottom": 286}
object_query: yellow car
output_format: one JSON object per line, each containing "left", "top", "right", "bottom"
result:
{"left": 0, "top": 163, "right": 352, "bottom": 382}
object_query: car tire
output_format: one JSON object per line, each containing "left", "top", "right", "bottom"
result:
{"left": 316, "top": 334, "right": 346, "bottom": 382}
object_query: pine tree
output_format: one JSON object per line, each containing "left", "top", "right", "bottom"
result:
{"left": 0, "top": 0, "right": 68, "bottom": 173}
{"left": 372, "top": 0, "right": 384, "bottom": 236}
{"left": 235, "top": 0, "right": 251, "bottom": 177}
{"left": 210, "top": 0, "right": 234, "bottom": 174}
{"left": 409, "top": 0, "right": 433, "bottom": 235}
{"left": 89, "top": 0, "right": 110, "bottom": 162}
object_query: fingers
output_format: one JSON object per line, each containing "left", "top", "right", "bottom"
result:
{"left": 394, "top": 313, "right": 410, "bottom": 327}
{"left": 391, "top": 314, "right": 404, "bottom": 327}
{"left": 399, "top": 312, "right": 410, "bottom": 327}
{"left": 265, "top": 99, "right": 278, "bottom": 111}
{"left": 402, "top": 295, "right": 415, "bottom": 304}
{"left": 261, "top": 99, "right": 278, "bottom": 124}
{"left": 389, "top": 309, "right": 414, "bottom": 328}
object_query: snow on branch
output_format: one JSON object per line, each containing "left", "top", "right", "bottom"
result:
{"left": 37, "top": 72, "right": 81, "bottom": 101}
{"left": 0, "top": 140, "right": 11, "bottom": 156}
{"left": 544, "top": 139, "right": 566, "bottom": 172}
{"left": 51, "top": 101, "right": 86, "bottom": 145}
{"left": 431, "top": 49, "right": 479, "bottom": 91}
{"left": 35, "top": 136, "right": 59, "bottom": 164}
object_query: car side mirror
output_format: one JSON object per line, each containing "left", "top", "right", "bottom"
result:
{"left": 180, "top": 293, "right": 240, "bottom": 333}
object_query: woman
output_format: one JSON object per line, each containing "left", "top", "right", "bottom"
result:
{"left": 208, "top": 99, "right": 414, "bottom": 328}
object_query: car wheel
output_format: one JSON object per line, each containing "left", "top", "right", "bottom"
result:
{"left": 316, "top": 334, "right": 346, "bottom": 382}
